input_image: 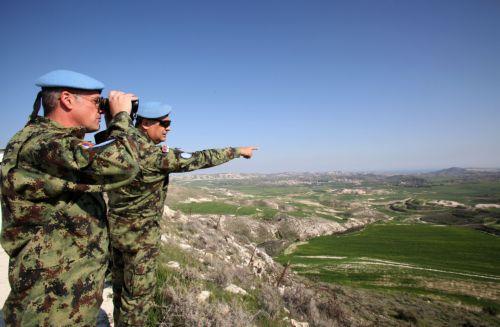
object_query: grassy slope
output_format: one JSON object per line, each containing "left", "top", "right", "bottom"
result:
{"left": 278, "top": 224, "right": 500, "bottom": 313}
{"left": 171, "top": 201, "right": 278, "bottom": 220}
{"left": 280, "top": 224, "right": 500, "bottom": 276}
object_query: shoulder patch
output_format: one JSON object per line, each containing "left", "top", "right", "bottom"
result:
{"left": 79, "top": 141, "right": 95, "bottom": 149}
{"left": 180, "top": 152, "right": 192, "bottom": 159}
{"left": 161, "top": 144, "right": 169, "bottom": 153}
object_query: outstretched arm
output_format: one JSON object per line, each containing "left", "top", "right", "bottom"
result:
{"left": 156, "top": 146, "right": 258, "bottom": 173}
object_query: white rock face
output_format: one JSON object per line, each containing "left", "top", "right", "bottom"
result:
{"left": 224, "top": 284, "right": 247, "bottom": 295}
{"left": 428, "top": 200, "right": 464, "bottom": 208}
{"left": 197, "top": 290, "right": 211, "bottom": 302}
{"left": 338, "top": 188, "right": 366, "bottom": 195}
{"left": 179, "top": 243, "right": 192, "bottom": 250}
{"left": 163, "top": 205, "right": 177, "bottom": 218}
{"left": 277, "top": 216, "right": 354, "bottom": 240}
{"left": 166, "top": 261, "right": 180, "bottom": 269}
{"left": 475, "top": 203, "right": 500, "bottom": 209}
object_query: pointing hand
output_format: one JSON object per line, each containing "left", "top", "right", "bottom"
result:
{"left": 238, "top": 146, "right": 259, "bottom": 159}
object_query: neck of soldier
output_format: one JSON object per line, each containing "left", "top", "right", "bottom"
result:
{"left": 138, "top": 125, "right": 161, "bottom": 144}
{"left": 46, "top": 107, "right": 85, "bottom": 130}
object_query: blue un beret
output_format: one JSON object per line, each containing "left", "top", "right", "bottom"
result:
{"left": 137, "top": 101, "right": 172, "bottom": 119}
{"left": 35, "top": 69, "right": 104, "bottom": 90}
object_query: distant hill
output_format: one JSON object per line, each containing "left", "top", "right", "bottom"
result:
{"left": 429, "top": 167, "right": 470, "bottom": 177}
{"left": 172, "top": 168, "right": 500, "bottom": 186}
{"left": 416, "top": 167, "right": 500, "bottom": 183}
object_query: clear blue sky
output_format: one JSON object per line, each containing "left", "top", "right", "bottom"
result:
{"left": 1, "top": 0, "right": 499, "bottom": 173}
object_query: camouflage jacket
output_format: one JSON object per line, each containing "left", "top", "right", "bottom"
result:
{"left": 107, "top": 127, "right": 240, "bottom": 222}
{"left": 0, "top": 112, "right": 139, "bottom": 266}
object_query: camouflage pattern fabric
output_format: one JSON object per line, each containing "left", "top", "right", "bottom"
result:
{"left": 107, "top": 127, "right": 240, "bottom": 326}
{"left": 1, "top": 112, "right": 139, "bottom": 326}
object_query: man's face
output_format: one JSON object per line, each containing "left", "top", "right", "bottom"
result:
{"left": 72, "top": 91, "right": 102, "bottom": 132}
{"left": 145, "top": 117, "right": 171, "bottom": 144}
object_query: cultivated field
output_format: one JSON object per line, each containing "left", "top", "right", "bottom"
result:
{"left": 277, "top": 224, "right": 500, "bottom": 313}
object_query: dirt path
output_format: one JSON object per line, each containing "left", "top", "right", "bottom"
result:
{"left": 341, "top": 257, "right": 500, "bottom": 281}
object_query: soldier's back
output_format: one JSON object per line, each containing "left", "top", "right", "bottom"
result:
{"left": 1, "top": 114, "right": 137, "bottom": 326}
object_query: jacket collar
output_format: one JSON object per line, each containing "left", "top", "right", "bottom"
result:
{"left": 31, "top": 116, "right": 87, "bottom": 138}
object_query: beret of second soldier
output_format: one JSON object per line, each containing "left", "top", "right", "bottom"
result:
{"left": 137, "top": 101, "right": 172, "bottom": 119}
{"left": 35, "top": 69, "right": 104, "bottom": 90}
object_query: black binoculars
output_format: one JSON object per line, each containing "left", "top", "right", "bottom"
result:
{"left": 99, "top": 98, "right": 139, "bottom": 119}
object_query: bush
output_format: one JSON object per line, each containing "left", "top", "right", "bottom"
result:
{"left": 257, "top": 284, "right": 284, "bottom": 319}
{"left": 392, "top": 309, "right": 417, "bottom": 323}
{"left": 482, "top": 305, "right": 498, "bottom": 316}
{"left": 282, "top": 283, "right": 351, "bottom": 327}
{"left": 156, "top": 286, "right": 253, "bottom": 327}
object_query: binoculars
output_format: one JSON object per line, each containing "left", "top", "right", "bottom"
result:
{"left": 94, "top": 98, "right": 139, "bottom": 145}
{"left": 99, "top": 98, "right": 139, "bottom": 119}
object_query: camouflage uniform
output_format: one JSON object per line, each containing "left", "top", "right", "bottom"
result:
{"left": 1, "top": 112, "right": 139, "bottom": 326}
{"left": 107, "top": 127, "right": 240, "bottom": 326}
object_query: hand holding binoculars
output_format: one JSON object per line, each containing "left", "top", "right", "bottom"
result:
{"left": 99, "top": 98, "right": 139, "bottom": 120}
{"left": 94, "top": 98, "right": 139, "bottom": 144}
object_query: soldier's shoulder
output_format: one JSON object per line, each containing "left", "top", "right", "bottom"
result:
{"left": 6, "top": 123, "right": 54, "bottom": 153}
{"left": 19, "top": 131, "right": 86, "bottom": 165}
{"left": 127, "top": 127, "right": 150, "bottom": 146}
{"left": 25, "top": 129, "right": 73, "bottom": 147}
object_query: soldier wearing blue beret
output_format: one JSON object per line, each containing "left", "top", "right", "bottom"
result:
{"left": 106, "top": 101, "right": 257, "bottom": 325}
{"left": 1, "top": 70, "right": 141, "bottom": 325}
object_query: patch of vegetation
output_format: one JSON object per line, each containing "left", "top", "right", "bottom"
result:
{"left": 150, "top": 239, "right": 352, "bottom": 326}
{"left": 281, "top": 224, "right": 500, "bottom": 276}
{"left": 224, "top": 184, "right": 310, "bottom": 196}
{"left": 372, "top": 205, "right": 411, "bottom": 220}
{"left": 421, "top": 208, "right": 500, "bottom": 233}
{"left": 171, "top": 201, "right": 277, "bottom": 220}
{"left": 316, "top": 213, "right": 345, "bottom": 222}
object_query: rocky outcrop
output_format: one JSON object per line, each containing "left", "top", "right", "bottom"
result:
{"left": 162, "top": 204, "right": 389, "bottom": 260}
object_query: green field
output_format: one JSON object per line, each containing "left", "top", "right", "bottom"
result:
{"left": 278, "top": 224, "right": 500, "bottom": 311}
{"left": 279, "top": 224, "right": 500, "bottom": 276}
{"left": 172, "top": 201, "right": 277, "bottom": 220}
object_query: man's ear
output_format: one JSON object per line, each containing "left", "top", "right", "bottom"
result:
{"left": 59, "top": 90, "right": 75, "bottom": 111}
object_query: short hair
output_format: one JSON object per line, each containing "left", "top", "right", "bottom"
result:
{"left": 41, "top": 88, "right": 62, "bottom": 116}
